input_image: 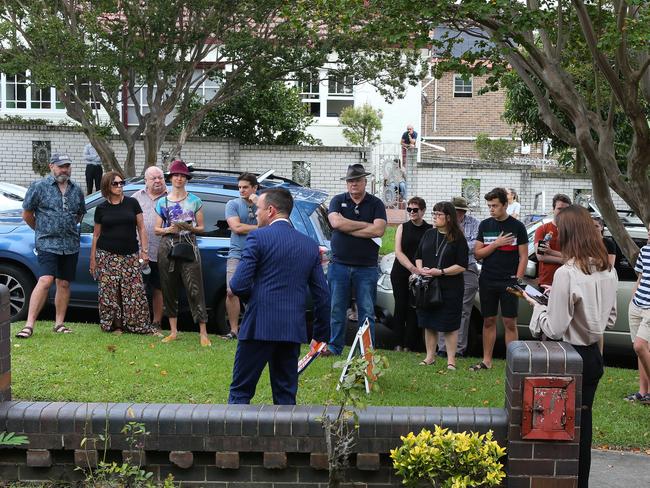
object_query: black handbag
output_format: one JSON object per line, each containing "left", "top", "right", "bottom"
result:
{"left": 169, "top": 240, "right": 195, "bottom": 262}
{"left": 410, "top": 275, "right": 442, "bottom": 309}
{"left": 409, "top": 237, "right": 447, "bottom": 310}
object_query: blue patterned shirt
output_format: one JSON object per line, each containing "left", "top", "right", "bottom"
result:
{"left": 22, "top": 175, "right": 86, "bottom": 254}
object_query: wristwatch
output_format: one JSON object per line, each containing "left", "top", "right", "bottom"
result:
{"left": 440, "top": 268, "right": 446, "bottom": 276}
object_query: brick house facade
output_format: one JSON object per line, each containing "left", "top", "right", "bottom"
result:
{"left": 420, "top": 70, "right": 545, "bottom": 160}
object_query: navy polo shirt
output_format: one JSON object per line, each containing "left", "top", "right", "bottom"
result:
{"left": 328, "top": 192, "right": 387, "bottom": 267}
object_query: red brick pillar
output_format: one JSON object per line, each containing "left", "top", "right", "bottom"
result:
{"left": 0, "top": 285, "right": 10, "bottom": 402}
{"left": 505, "top": 340, "right": 582, "bottom": 488}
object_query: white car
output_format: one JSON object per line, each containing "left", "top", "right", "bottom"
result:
{"left": 0, "top": 182, "right": 27, "bottom": 212}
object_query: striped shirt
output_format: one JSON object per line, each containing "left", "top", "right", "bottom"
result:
{"left": 633, "top": 244, "right": 650, "bottom": 308}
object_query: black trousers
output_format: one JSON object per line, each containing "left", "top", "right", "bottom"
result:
{"left": 573, "top": 342, "right": 604, "bottom": 488}
{"left": 85, "top": 164, "right": 103, "bottom": 194}
{"left": 390, "top": 271, "right": 423, "bottom": 351}
{"left": 228, "top": 340, "right": 301, "bottom": 405}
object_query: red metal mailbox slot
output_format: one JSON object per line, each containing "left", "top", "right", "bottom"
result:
{"left": 521, "top": 376, "right": 575, "bottom": 441}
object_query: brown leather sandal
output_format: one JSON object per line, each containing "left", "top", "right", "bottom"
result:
{"left": 15, "top": 326, "right": 34, "bottom": 339}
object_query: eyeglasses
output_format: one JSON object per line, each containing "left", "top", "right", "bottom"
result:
{"left": 247, "top": 206, "right": 255, "bottom": 220}
{"left": 406, "top": 207, "right": 421, "bottom": 213}
{"left": 432, "top": 211, "right": 445, "bottom": 217}
{"left": 62, "top": 195, "right": 68, "bottom": 211}
{"left": 354, "top": 205, "right": 360, "bottom": 216}
{"left": 111, "top": 180, "right": 125, "bottom": 187}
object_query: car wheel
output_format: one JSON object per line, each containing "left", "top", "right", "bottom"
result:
{"left": 0, "top": 264, "right": 35, "bottom": 322}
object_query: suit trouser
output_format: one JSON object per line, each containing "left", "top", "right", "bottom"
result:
{"left": 228, "top": 340, "right": 301, "bottom": 405}
{"left": 573, "top": 343, "right": 604, "bottom": 488}
{"left": 438, "top": 266, "right": 479, "bottom": 355}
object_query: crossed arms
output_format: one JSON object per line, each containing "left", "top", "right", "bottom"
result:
{"left": 328, "top": 212, "right": 386, "bottom": 238}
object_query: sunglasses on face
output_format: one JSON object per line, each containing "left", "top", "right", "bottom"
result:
{"left": 111, "top": 180, "right": 125, "bottom": 187}
{"left": 406, "top": 207, "right": 421, "bottom": 213}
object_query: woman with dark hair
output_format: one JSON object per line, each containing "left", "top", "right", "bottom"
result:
{"left": 592, "top": 216, "right": 617, "bottom": 266}
{"left": 414, "top": 201, "right": 468, "bottom": 369}
{"left": 89, "top": 171, "right": 160, "bottom": 335}
{"left": 390, "top": 196, "right": 432, "bottom": 352}
{"left": 154, "top": 160, "right": 211, "bottom": 346}
{"left": 525, "top": 205, "right": 617, "bottom": 488}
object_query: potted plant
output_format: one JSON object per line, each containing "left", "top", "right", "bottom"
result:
{"left": 390, "top": 425, "right": 506, "bottom": 488}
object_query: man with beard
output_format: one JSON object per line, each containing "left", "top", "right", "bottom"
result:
{"left": 133, "top": 166, "right": 168, "bottom": 328}
{"left": 15, "top": 154, "right": 86, "bottom": 338}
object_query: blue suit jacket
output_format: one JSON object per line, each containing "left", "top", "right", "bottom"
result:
{"left": 229, "top": 220, "right": 330, "bottom": 344}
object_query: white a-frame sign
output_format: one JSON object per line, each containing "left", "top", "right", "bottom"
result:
{"left": 337, "top": 318, "right": 375, "bottom": 394}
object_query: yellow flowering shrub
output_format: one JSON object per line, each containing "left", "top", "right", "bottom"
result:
{"left": 390, "top": 426, "right": 506, "bottom": 488}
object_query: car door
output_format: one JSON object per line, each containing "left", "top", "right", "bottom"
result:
{"left": 64, "top": 194, "right": 104, "bottom": 307}
{"left": 192, "top": 193, "right": 231, "bottom": 308}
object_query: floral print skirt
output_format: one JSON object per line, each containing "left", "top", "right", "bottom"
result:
{"left": 96, "top": 249, "right": 158, "bottom": 334}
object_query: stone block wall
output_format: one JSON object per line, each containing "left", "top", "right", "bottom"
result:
{"left": 0, "top": 401, "right": 508, "bottom": 486}
{"left": 0, "top": 125, "right": 363, "bottom": 203}
{"left": 411, "top": 159, "right": 627, "bottom": 220}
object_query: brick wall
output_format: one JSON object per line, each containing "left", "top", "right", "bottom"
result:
{"left": 506, "top": 341, "right": 583, "bottom": 487}
{"left": 410, "top": 159, "right": 627, "bottom": 220}
{"left": 419, "top": 72, "right": 546, "bottom": 160}
{"left": 0, "top": 286, "right": 584, "bottom": 487}
{"left": 0, "top": 125, "right": 363, "bottom": 202}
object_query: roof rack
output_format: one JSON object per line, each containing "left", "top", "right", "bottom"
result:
{"left": 175, "top": 167, "right": 304, "bottom": 187}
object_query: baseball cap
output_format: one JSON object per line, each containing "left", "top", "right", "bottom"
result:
{"left": 50, "top": 154, "right": 72, "bottom": 166}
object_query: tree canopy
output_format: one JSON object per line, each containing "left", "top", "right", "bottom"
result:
{"left": 365, "top": 0, "right": 650, "bottom": 262}
{"left": 182, "top": 81, "right": 319, "bottom": 146}
{"left": 0, "top": 0, "right": 423, "bottom": 175}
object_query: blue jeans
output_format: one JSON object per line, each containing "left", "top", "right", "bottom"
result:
{"left": 328, "top": 262, "right": 378, "bottom": 355}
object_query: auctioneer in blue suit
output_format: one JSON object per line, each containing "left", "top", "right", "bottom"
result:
{"left": 228, "top": 188, "right": 330, "bottom": 405}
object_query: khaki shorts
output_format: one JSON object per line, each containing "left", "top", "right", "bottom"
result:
{"left": 628, "top": 301, "right": 650, "bottom": 343}
{"left": 226, "top": 258, "right": 240, "bottom": 291}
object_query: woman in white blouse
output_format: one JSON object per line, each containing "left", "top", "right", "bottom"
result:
{"left": 524, "top": 205, "right": 617, "bottom": 488}
{"left": 506, "top": 188, "right": 520, "bottom": 219}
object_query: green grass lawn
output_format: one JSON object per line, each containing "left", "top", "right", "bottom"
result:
{"left": 380, "top": 225, "right": 397, "bottom": 255}
{"left": 8, "top": 322, "right": 649, "bottom": 450}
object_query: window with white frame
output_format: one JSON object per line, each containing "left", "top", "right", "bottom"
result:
{"left": 326, "top": 74, "right": 353, "bottom": 117}
{"left": 56, "top": 80, "right": 102, "bottom": 110}
{"left": 30, "top": 85, "right": 52, "bottom": 109}
{"left": 453, "top": 74, "right": 472, "bottom": 97}
{"left": 5, "top": 73, "right": 28, "bottom": 109}
{"left": 328, "top": 75, "right": 353, "bottom": 96}
{"left": 298, "top": 72, "right": 320, "bottom": 117}
{"left": 192, "top": 68, "right": 221, "bottom": 102}
{"left": 126, "top": 85, "right": 149, "bottom": 126}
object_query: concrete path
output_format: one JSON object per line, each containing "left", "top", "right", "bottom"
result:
{"left": 590, "top": 449, "right": 650, "bottom": 487}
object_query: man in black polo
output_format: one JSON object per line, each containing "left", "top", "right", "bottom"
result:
{"left": 326, "top": 163, "right": 387, "bottom": 355}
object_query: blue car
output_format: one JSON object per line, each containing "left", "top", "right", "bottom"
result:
{"left": 0, "top": 169, "right": 332, "bottom": 333}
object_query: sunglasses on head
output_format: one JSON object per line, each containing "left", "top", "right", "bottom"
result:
{"left": 111, "top": 180, "right": 125, "bottom": 187}
{"left": 406, "top": 207, "right": 421, "bottom": 213}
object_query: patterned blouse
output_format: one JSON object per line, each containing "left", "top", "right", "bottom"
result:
{"left": 22, "top": 175, "right": 86, "bottom": 254}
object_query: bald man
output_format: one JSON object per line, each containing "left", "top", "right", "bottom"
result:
{"left": 133, "top": 166, "right": 168, "bottom": 327}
